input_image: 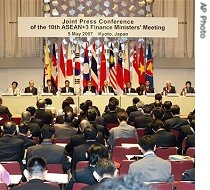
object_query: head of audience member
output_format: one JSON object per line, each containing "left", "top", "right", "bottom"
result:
{"left": 151, "top": 119, "right": 165, "bottom": 133}
{"left": 55, "top": 115, "right": 65, "bottom": 124}
{"left": 87, "top": 108, "right": 97, "bottom": 122}
{"left": 62, "top": 99, "right": 70, "bottom": 110}
{"left": 103, "top": 80, "right": 109, "bottom": 87}
{"left": 100, "top": 173, "right": 153, "bottom": 190}
{"left": 86, "top": 143, "right": 109, "bottom": 166}
{"left": 28, "top": 80, "right": 35, "bottom": 88}
{"left": 64, "top": 111, "right": 74, "bottom": 124}
{"left": 170, "top": 105, "right": 180, "bottom": 115}
{"left": 66, "top": 97, "right": 75, "bottom": 104}
{"left": 44, "top": 98, "right": 52, "bottom": 106}
{"left": 185, "top": 81, "right": 192, "bottom": 88}
{"left": 85, "top": 99, "right": 93, "bottom": 108}
{"left": 162, "top": 101, "right": 172, "bottom": 111}
{"left": 136, "top": 101, "right": 144, "bottom": 110}
{"left": 21, "top": 111, "right": 31, "bottom": 122}
{"left": 46, "top": 79, "right": 52, "bottom": 87}
{"left": 154, "top": 93, "right": 162, "bottom": 102}
{"left": 132, "top": 97, "right": 140, "bottom": 105}
{"left": 36, "top": 99, "right": 46, "bottom": 109}
{"left": 154, "top": 100, "right": 162, "bottom": 108}
{"left": 18, "top": 122, "right": 30, "bottom": 136}
{"left": 79, "top": 119, "right": 90, "bottom": 133}
{"left": 63, "top": 106, "right": 73, "bottom": 115}
{"left": 64, "top": 80, "right": 70, "bottom": 87}
{"left": 166, "top": 80, "right": 172, "bottom": 88}
{"left": 26, "top": 106, "right": 36, "bottom": 117}
{"left": 151, "top": 107, "right": 164, "bottom": 120}
{"left": 11, "top": 81, "right": 18, "bottom": 89}
{"left": 142, "top": 104, "right": 152, "bottom": 115}
{"left": 93, "top": 158, "right": 117, "bottom": 183}
{"left": 80, "top": 102, "right": 89, "bottom": 113}
{"left": 126, "top": 82, "right": 132, "bottom": 89}
{"left": 41, "top": 124, "right": 55, "bottom": 141}
{"left": 139, "top": 135, "right": 156, "bottom": 154}
{"left": 3, "top": 121, "right": 17, "bottom": 135}
{"left": 187, "top": 111, "right": 195, "bottom": 123}
{"left": 84, "top": 124, "right": 97, "bottom": 141}
{"left": 117, "top": 111, "right": 128, "bottom": 123}
{"left": 24, "top": 156, "right": 48, "bottom": 181}
{"left": 108, "top": 101, "right": 117, "bottom": 112}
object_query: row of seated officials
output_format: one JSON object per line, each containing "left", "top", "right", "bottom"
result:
{"left": 0, "top": 95, "right": 195, "bottom": 189}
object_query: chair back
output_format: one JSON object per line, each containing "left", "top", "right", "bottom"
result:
{"left": 72, "top": 182, "right": 89, "bottom": 190}
{"left": 114, "top": 137, "right": 138, "bottom": 147}
{"left": 169, "top": 160, "right": 194, "bottom": 181}
{"left": 155, "top": 147, "right": 178, "bottom": 160}
{"left": 176, "top": 181, "right": 195, "bottom": 190}
{"left": 119, "top": 160, "right": 135, "bottom": 176}
{"left": 182, "top": 137, "right": 187, "bottom": 155}
{"left": 106, "top": 122, "right": 119, "bottom": 131}
{"left": 170, "top": 129, "right": 179, "bottom": 140}
{"left": 0, "top": 114, "right": 9, "bottom": 126}
{"left": 47, "top": 163, "right": 64, "bottom": 174}
{"left": 136, "top": 128, "right": 145, "bottom": 141}
{"left": 1, "top": 161, "right": 22, "bottom": 175}
{"left": 75, "top": 161, "right": 89, "bottom": 170}
{"left": 53, "top": 138, "right": 70, "bottom": 144}
{"left": 186, "top": 147, "right": 195, "bottom": 158}
{"left": 147, "top": 182, "right": 175, "bottom": 190}
{"left": 0, "top": 183, "right": 8, "bottom": 190}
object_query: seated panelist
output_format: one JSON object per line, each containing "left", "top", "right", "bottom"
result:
{"left": 61, "top": 80, "right": 74, "bottom": 94}
{"left": 24, "top": 80, "right": 38, "bottom": 95}
{"left": 83, "top": 80, "right": 96, "bottom": 94}
{"left": 100, "top": 80, "right": 115, "bottom": 94}
{"left": 162, "top": 80, "right": 176, "bottom": 95}
{"left": 123, "top": 82, "right": 136, "bottom": 94}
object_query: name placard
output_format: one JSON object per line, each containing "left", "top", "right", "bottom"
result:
{"left": 18, "top": 17, "right": 178, "bottom": 38}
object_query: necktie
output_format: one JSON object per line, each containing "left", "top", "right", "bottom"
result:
{"left": 48, "top": 87, "right": 51, "bottom": 93}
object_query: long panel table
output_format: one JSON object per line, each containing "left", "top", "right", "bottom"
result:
{"left": 1, "top": 95, "right": 195, "bottom": 117}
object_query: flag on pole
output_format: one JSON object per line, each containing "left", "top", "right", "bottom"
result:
{"left": 83, "top": 42, "right": 90, "bottom": 87}
{"left": 99, "top": 43, "right": 106, "bottom": 91}
{"left": 66, "top": 42, "right": 74, "bottom": 87}
{"left": 139, "top": 43, "right": 145, "bottom": 84}
{"left": 74, "top": 43, "right": 81, "bottom": 94}
{"left": 90, "top": 42, "right": 99, "bottom": 92}
{"left": 51, "top": 43, "right": 58, "bottom": 89}
{"left": 58, "top": 43, "right": 66, "bottom": 89}
{"left": 109, "top": 43, "right": 117, "bottom": 90}
{"left": 116, "top": 43, "right": 124, "bottom": 90}
{"left": 131, "top": 44, "right": 139, "bottom": 88}
{"left": 145, "top": 43, "right": 154, "bottom": 87}
{"left": 43, "top": 41, "right": 51, "bottom": 87}
{"left": 123, "top": 42, "right": 130, "bottom": 85}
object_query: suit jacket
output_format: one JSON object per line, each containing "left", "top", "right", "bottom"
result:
{"left": 123, "top": 88, "right": 136, "bottom": 94}
{"left": 100, "top": 86, "right": 114, "bottom": 94}
{"left": 35, "top": 108, "right": 53, "bottom": 125}
{"left": 0, "top": 105, "right": 12, "bottom": 118}
{"left": 126, "top": 105, "right": 138, "bottom": 116}
{"left": 103, "top": 111, "right": 119, "bottom": 128}
{"left": 128, "top": 152, "right": 174, "bottom": 182}
{"left": 24, "top": 87, "right": 38, "bottom": 95}
{"left": 10, "top": 179, "right": 60, "bottom": 190}
{"left": 181, "top": 168, "right": 195, "bottom": 181}
{"left": 185, "top": 133, "right": 195, "bottom": 151}
{"left": 164, "top": 116, "right": 189, "bottom": 132}
{"left": 151, "top": 129, "right": 177, "bottom": 147}
{"left": 66, "top": 166, "right": 96, "bottom": 190}
{"left": 136, "top": 86, "right": 145, "bottom": 95}
{"left": 61, "top": 87, "right": 74, "bottom": 93}
{"left": 0, "top": 135, "right": 24, "bottom": 165}
{"left": 134, "top": 114, "right": 153, "bottom": 129}
{"left": 54, "top": 123, "right": 78, "bottom": 139}
{"left": 43, "top": 86, "right": 57, "bottom": 95}
{"left": 16, "top": 135, "right": 36, "bottom": 149}
{"left": 26, "top": 141, "right": 71, "bottom": 171}
{"left": 83, "top": 86, "right": 96, "bottom": 93}
{"left": 136, "top": 86, "right": 154, "bottom": 95}
{"left": 181, "top": 87, "right": 195, "bottom": 95}
{"left": 163, "top": 86, "right": 176, "bottom": 94}
{"left": 81, "top": 177, "right": 112, "bottom": 190}
{"left": 128, "top": 109, "right": 144, "bottom": 124}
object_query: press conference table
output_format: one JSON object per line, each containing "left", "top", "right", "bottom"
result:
{"left": 2, "top": 94, "right": 195, "bottom": 117}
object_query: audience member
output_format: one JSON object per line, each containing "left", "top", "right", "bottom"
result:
{"left": 66, "top": 143, "right": 109, "bottom": 189}
{"left": 44, "top": 98, "right": 56, "bottom": 118}
{"left": 10, "top": 156, "right": 59, "bottom": 190}
{"left": 149, "top": 93, "right": 162, "bottom": 110}
{"left": 61, "top": 80, "right": 74, "bottom": 94}
{"left": 108, "top": 111, "right": 137, "bottom": 148}
{"left": 162, "top": 80, "right": 176, "bottom": 95}
{"left": 123, "top": 82, "right": 136, "bottom": 94}
{"left": 181, "top": 167, "right": 195, "bottom": 182}
{"left": 162, "top": 101, "right": 173, "bottom": 121}
{"left": 185, "top": 120, "right": 195, "bottom": 153}
{"left": 8, "top": 81, "right": 20, "bottom": 96}
{"left": 128, "top": 135, "right": 174, "bottom": 182}
{"left": 26, "top": 124, "right": 71, "bottom": 173}
{"left": 0, "top": 97, "right": 12, "bottom": 119}
{"left": 65, "top": 97, "right": 78, "bottom": 116}
{"left": 0, "top": 164, "right": 10, "bottom": 186}
{"left": 82, "top": 158, "right": 118, "bottom": 190}
{"left": 181, "top": 81, "right": 195, "bottom": 95}
{"left": 43, "top": 79, "right": 57, "bottom": 95}
{"left": 125, "top": 97, "right": 140, "bottom": 116}
{"left": 24, "top": 80, "right": 38, "bottom": 95}
{"left": 83, "top": 80, "right": 96, "bottom": 94}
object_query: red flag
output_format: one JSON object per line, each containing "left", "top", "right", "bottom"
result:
{"left": 91, "top": 42, "right": 99, "bottom": 91}
{"left": 58, "top": 43, "right": 65, "bottom": 88}
{"left": 132, "top": 44, "right": 140, "bottom": 88}
{"left": 51, "top": 43, "right": 58, "bottom": 88}
{"left": 109, "top": 43, "right": 117, "bottom": 90}
{"left": 99, "top": 43, "right": 106, "bottom": 91}
{"left": 139, "top": 43, "right": 145, "bottom": 84}
{"left": 116, "top": 43, "right": 124, "bottom": 90}
{"left": 123, "top": 42, "right": 130, "bottom": 84}
{"left": 66, "top": 42, "right": 74, "bottom": 87}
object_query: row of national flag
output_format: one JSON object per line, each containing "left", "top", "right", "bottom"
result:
{"left": 44, "top": 41, "right": 154, "bottom": 94}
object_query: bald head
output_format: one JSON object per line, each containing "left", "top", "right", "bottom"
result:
{"left": 79, "top": 119, "right": 90, "bottom": 132}
{"left": 36, "top": 99, "right": 45, "bottom": 109}
{"left": 21, "top": 111, "right": 31, "bottom": 122}
{"left": 3, "top": 121, "right": 17, "bottom": 135}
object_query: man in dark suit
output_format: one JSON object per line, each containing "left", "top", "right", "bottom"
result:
{"left": 24, "top": 80, "right": 38, "bottom": 95}
{"left": 26, "top": 124, "right": 71, "bottom": 173}
{"left": 0, "top": 97, "right": 12, "bottom": 119}
{"left": 123, "top": 82, "right": 136, "bottom": 94}
{"left": 100, "top": 80, "right": 115, "bottom": 94}
{"left": 83, "top": 80, "right": 96, "bottom": 93}
{"left": 144, "top": 80, "right": 155, "bottom": 94}
{"left": 43, "top": 79, "right": 57, "bottom": 95}
{"left": 66, "top": 143, "right": 109, "bottom": 190}
{"left": 61, "top": 79, "right": 74, "bottom": 94}
{"left": 162, "top": 80, "right": 176, "bottom": 95}
{"left": 0, "top": 121, "right": 25, "bottom": 167}
{"left": 10, "top": 156, "right": 60, "bottom": 190}
{"left": 136, "top": 83, "right": 145, "bottom": 95}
